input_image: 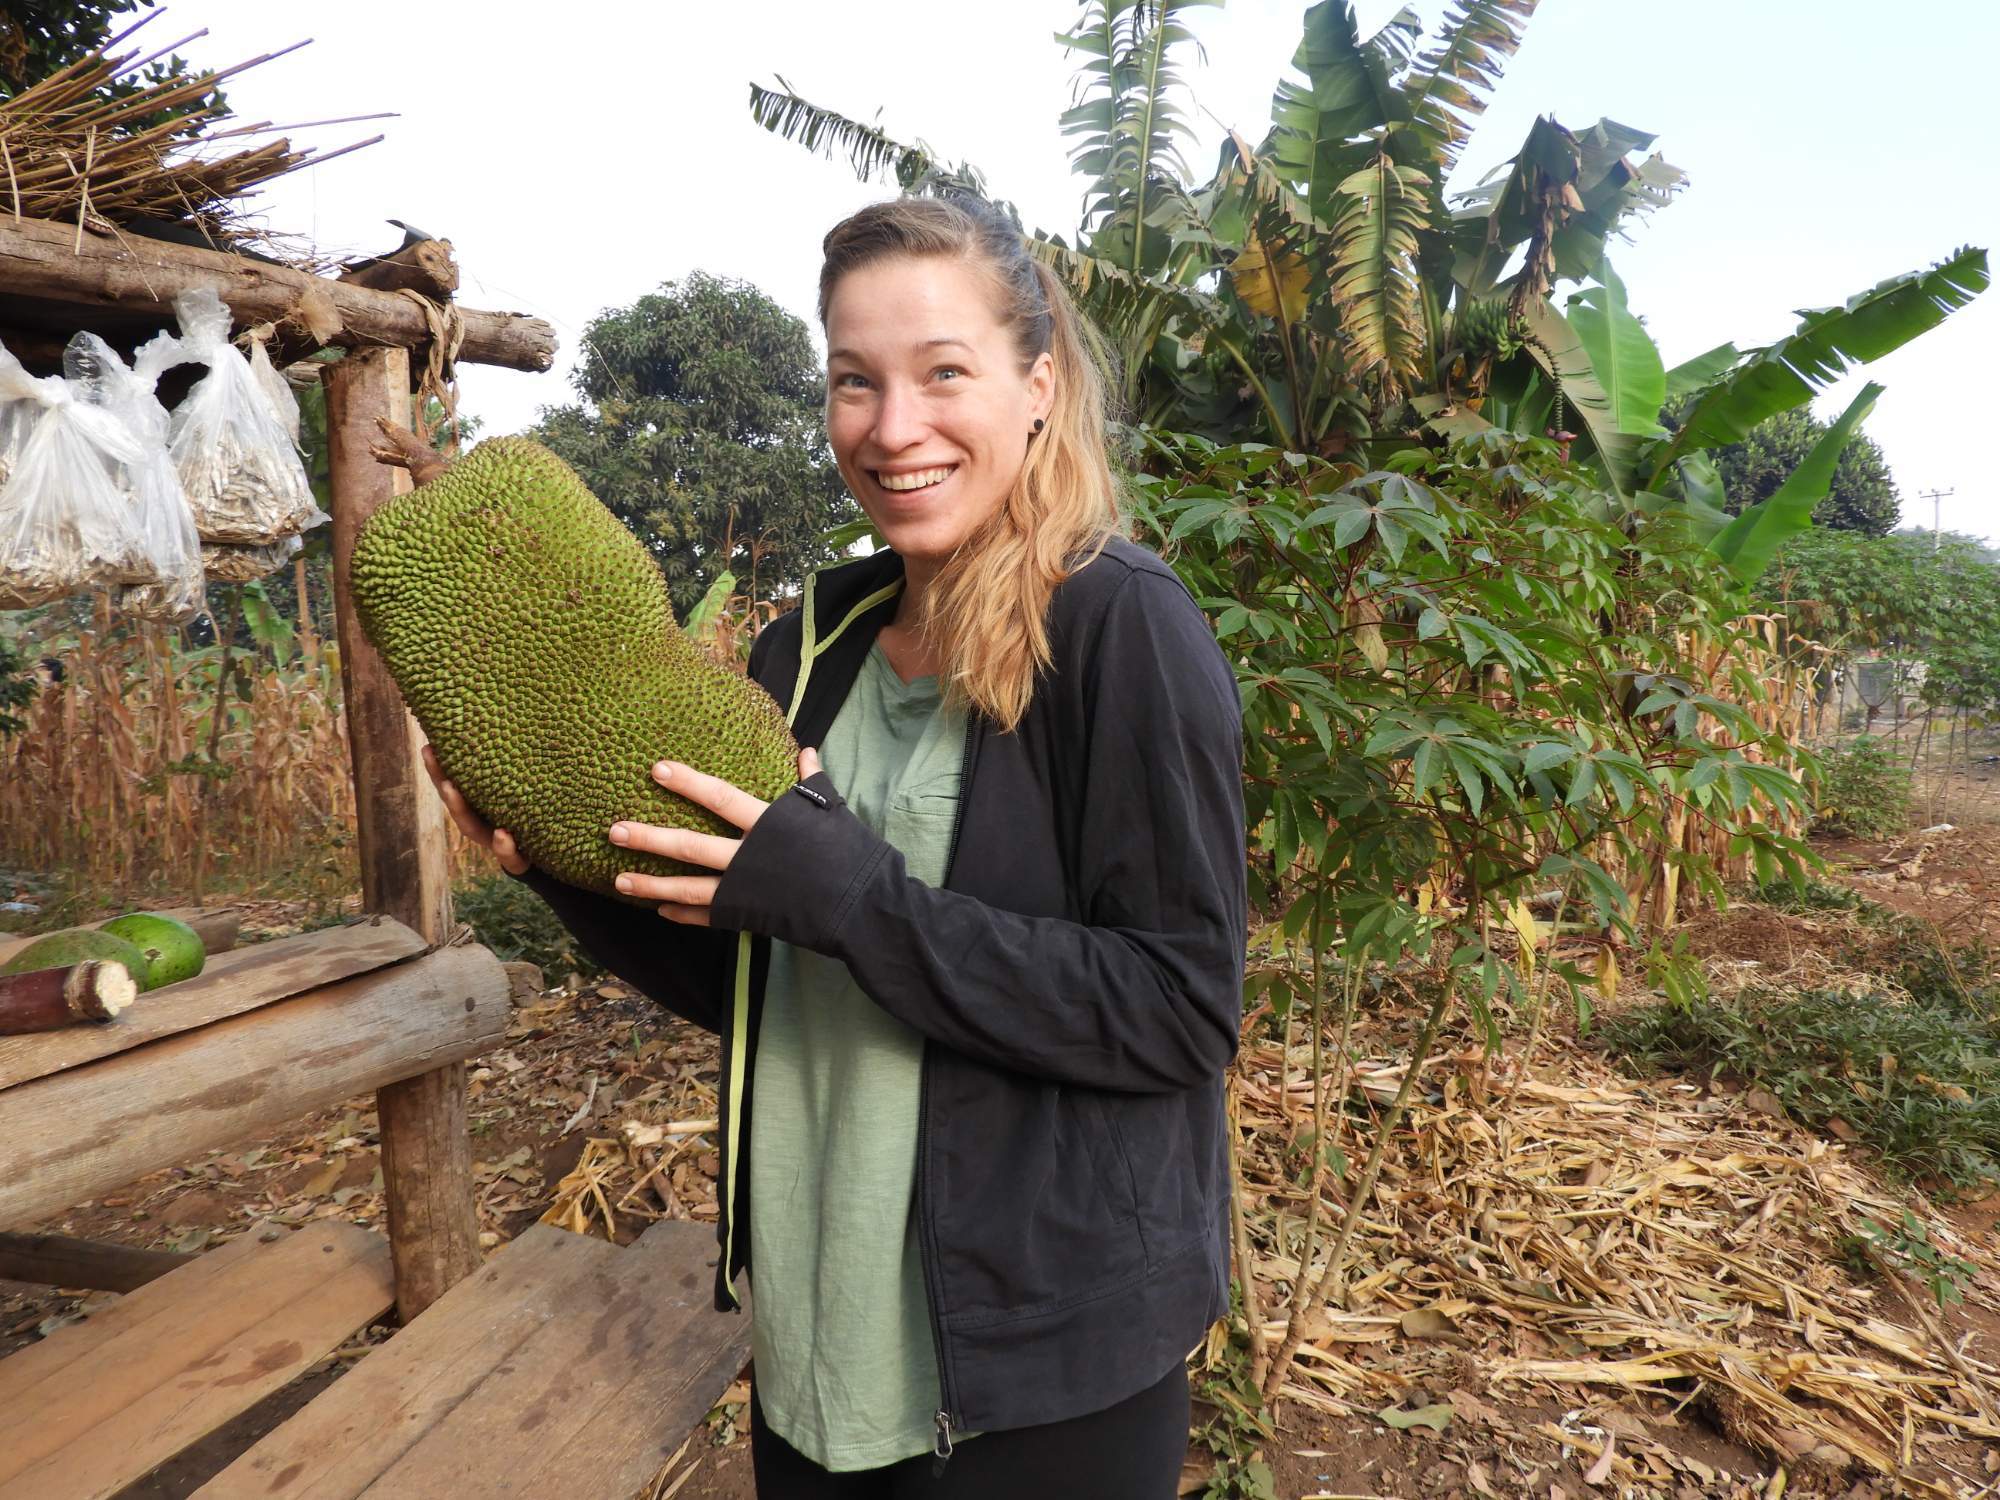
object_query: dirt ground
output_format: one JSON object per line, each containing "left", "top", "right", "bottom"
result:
{"left": 7, "top": 776, "right": 2000, "bottom": 1497}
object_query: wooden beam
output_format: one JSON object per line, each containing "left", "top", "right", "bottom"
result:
{"left": 375, "top": 1068, "right": 480, "bottom": 1323}
{"left": 0, "top": 215, "right": 554, "bottom": 371}
{"left": 0, "top": 944, "right": 506, "bottom": 1232}
{"left": 0, "top": 920, "right": 427, "bottom": 1091}
{"left": 0, "top": 1231, "right": 190, "bottom": 1292}
{"left": 325, "top": 346, "right": 479, "bottom": 1322}
{"left": 338, "top": 237, "right": 460, "bottom": 299}
{"left": 326, "top": 350, "right": 452, "bottom": 945}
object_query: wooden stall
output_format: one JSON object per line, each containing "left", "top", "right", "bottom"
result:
{"left": 0, "top": 161, "right": 746, "bottom": 1500}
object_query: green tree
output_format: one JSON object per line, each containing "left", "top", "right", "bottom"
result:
{"left": 0, "top": 1, "right": 220, "bottom": 130}
{"left": 533, "top": 273, "right": 854, "bottom": 615}
{"left": 1759, "top": 530, "right": 2000, "bottom": 654}
{"left": 1705, "top": 407, "right": 1899, "bottom": 535}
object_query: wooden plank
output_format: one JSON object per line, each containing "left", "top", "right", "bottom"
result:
{"left": 195, "top": 1227, "right": 621, "bottom": 1499}
{"left": 0, "top": 1221, "right": 392, "bottom": 1500}
{"left": 0, "top": 1229, "right": 191, "bottom": 1291}
{"left": 0, "top": 1228, "right": 267, "bottom": 1404}
{"left": 198, "top": 1223, "right": 748, "bottom": 1500}
{"left": 0, "top": 944, "right": 506, "bottom": 1231}
{"left": 361, "top": 1222, "right": 744, "bottom": 1497}
{"left": 0, "top": 214, "right": 556, "bottom": 371}
{"left": 513, "top": 1222, "right": 751, "bottom": 1497}
{"left": 0, "top": 906, "right": 241, "bottom": 969}
{"left": 326, "top": 345, "right": 475, "bottom": 1320}
{"left": 0, "top": 920, "right": 427, "bottom": 1090}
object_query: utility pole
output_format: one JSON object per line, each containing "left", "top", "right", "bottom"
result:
{"left": 1917, "top": 487, "right": 1955, "bottom": 549}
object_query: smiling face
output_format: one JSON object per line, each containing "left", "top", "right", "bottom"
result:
{"left": 823, "top": 254, "right": 1055, "bottom": 573}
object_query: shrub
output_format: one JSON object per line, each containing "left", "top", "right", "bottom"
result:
{"left": 452, "top": 873, "right": 603, "bottom": 982}
{"left": 1809, "top": 735, "right": 1912, "bottom": 840}
{"left": 1601, "top": 981, "right": 2000, "bottom": 1191}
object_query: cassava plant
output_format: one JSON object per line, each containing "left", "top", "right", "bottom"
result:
{"left": 1127, "top": 427, "right": 1814, "bottom": 1397}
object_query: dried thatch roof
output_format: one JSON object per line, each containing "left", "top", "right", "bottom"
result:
{"left": 0, "top": 11, "right": 383, "bottom": 254}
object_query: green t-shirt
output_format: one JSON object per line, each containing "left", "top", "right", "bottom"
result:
{"left": 748, "top": 643, "right": 967, "bottom": 1471}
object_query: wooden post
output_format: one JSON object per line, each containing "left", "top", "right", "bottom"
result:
{"left": 325, "top": 345, "right": 479, "bottom": 1322}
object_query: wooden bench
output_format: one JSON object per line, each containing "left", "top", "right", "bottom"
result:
{"left": 197, "top": 1222, "right": 744, "bottom": 1499}
{"left": 0, "top": 920, "right": 750, "bottom": 1500}
{"left": 0, "top": 1222, "right": 395, "bottom": 1499}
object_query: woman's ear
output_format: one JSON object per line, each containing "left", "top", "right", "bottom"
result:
{"left": 1028, "top": 350, "right": 1056, "bottom": 426}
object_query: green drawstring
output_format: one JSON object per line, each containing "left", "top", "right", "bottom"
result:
{"left": 719, "top": 572, "right": 902, "bottom": 1303}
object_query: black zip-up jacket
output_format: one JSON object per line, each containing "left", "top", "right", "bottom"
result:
{"left": 519, "top": 536, "right": 1246, "bottom": 1441}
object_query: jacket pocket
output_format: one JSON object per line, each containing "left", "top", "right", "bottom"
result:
{"left": 1101, "top": 1085, "right": 1222, "bottom": 1269}
{"left": 1069, "top": 1088, "right": 1140, "bottom": 1231}
{"left": 928, "top": 1072, "right": 1150, "bottom": 1321}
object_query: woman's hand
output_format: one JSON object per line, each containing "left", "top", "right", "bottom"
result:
{"left": 421, "top": 743, "right": 531, "bottom": 877}
{"left": 612, "top": 748, "right": 823, "bottom": 926}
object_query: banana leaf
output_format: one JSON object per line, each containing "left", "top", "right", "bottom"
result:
{"left": 1564, "top": 261, "right": 1665, "bottom": 440}
{"left": 683, "top": 570, "right": 738, "bottom": 635}
{"left": 1662, "top": 343, "right": 1739, "bottom": 406}
{"left": 1519, "top": 294, "right": 1637, "bottom": 496}
{"left": 1657, "top": 247, "right": 1987, "bottom": 471}
{"left": 1707, "top": 383, "right": 1881, "bottom": 585}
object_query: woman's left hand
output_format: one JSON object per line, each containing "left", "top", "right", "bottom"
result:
{"left": 610, "top": 747, "right": 823, "bottom": 926}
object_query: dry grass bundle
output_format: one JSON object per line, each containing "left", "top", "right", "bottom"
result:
{"left": 1230, "top": 1012, "right": 2000, "bottom": 1493}
{"left": 0, "top": 12, "right": 383, "bottom": 248}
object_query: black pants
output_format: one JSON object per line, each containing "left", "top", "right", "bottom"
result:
{"left": 748, "top": 1361, "right": 1190, "bottom": 1499}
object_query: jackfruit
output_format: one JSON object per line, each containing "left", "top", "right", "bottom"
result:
{"left": 350, "top": 432, "right": 799, "bottom": 901}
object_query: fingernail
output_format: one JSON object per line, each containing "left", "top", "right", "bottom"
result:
{"left": 609, "top": 823, "right": 628, "bottom": 844}
{"left": 616, "top": 875, "right": 633, "bottom": 893}
{"left": 653, "top": 761, "right": 673, "bottom": 782}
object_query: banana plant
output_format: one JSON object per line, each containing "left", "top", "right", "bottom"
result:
{"left": 1058, "top": 0, "right": 1218, "bottom": 276}
{"left": 1517, "top": 247, "right": 1988, "bottom": 577}
{"left": 747, "top": 0, "right": 1984, "bottom": 557}
{"left": 749, "top": 0, "right": 1559, "bottom": 452}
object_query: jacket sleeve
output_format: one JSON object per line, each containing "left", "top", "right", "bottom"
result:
{"left": 709, "top": 568, "right": 1246, "bottom": 1093}
{"left": 512, "top": 869, "right": 733, "bottom": 1033}
{"left": 500, "top": 621, "right": 794, "bottom": 1033}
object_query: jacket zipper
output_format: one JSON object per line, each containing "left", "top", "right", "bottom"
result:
{"left": 918, "top": 718, "right": 981, "bottom": 1469}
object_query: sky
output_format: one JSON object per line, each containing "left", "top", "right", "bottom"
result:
{"left": 164, "top": 0, "right": 1999, "bottom": 541}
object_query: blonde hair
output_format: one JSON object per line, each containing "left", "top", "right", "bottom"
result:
{"left": 818, "top": 195, "right": 1123, "bottom": 731}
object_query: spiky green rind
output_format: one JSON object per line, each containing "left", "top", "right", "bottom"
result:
{"left": 351, "top": 437, "right": 799, "bottom": 901}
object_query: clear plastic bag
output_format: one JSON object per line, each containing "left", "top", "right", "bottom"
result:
{"left": 248, "top": 336, "right": 304, "bottom": 446}
{"left": 144, "top": 288, "right": 324, "bottom": 545}
{"left": 0, "top": 344, "right": 38, "bottom": 491}
{"left": 0, "top": 357, "right": 156, "bottom": 610}
{"left": 201, "top": 531, "right": 302, "bottom": 583}
{"left": 66, "top": 333, "right": 206, "bottom": 624}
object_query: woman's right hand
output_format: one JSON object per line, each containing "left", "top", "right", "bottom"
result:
{"left": 421, "top": 743, "right": 530, "bottom": 876}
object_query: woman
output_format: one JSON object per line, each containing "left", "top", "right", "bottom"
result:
{"left": 426, "top": 194, "right": 1246, "bottom": 1497}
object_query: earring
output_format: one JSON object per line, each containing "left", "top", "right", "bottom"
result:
{"left": 1032, "top": 418, "right": 1045, "bottom": 434}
